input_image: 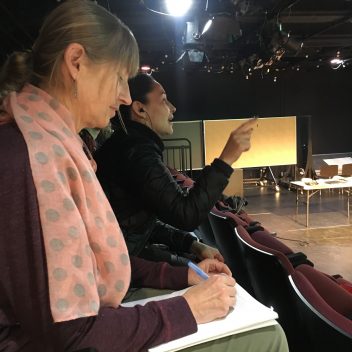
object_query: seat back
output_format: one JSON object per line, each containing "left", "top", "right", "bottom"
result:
{"left": 319, "top": 164, "right": 338, "bottom": 178}
{"left": 208, "top": 212, "right": 254, "bottom": 295}
{"left": 197, "top": 216, "right": 217, "bottom": 247}
{"left": 235, "top": 226, "right": 308, "bottom": 350}
{"left": 290, "top": 269, "right": 352, "bottom": 351}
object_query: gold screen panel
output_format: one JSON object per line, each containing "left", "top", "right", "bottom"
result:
{"left": 203, "top": 116, "right": 296, "bottom": 168}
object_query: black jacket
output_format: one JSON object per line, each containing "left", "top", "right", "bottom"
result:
{"left": 95, "top": 120, "right": 233, "bottom": 254}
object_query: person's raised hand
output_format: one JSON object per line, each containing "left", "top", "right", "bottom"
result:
{"left": 190, "top": 241, "right": 224, "bottom": 262}
{"left": 188, "top": 258, "right": 232, "bottom": 286}
{"left": 219, "top": 118, "right": 257, "bottom": 166}
{"left": 183, "top": 274, "right": 236, "bottom": 324}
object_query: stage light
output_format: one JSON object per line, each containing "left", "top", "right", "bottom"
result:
{"left": 201, "top": 18, "right": 213, "bottom": 35}
{"left": 165, "top": 0, "right": 192, "bottom": 17}
{"left": 187, "top": 49, "right": 205, "bottom": 63}
{"left": 140, "top": 65, "right": 152, "bottom": 74}
{"left": 330, "top": 58, "right": 343, "bottom": 65}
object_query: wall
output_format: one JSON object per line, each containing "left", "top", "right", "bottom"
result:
{"left": 154, "top": 67, "right": 352, "bottom": 155}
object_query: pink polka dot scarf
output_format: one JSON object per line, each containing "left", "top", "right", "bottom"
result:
{"left": 2, "top": 84, "right": 131, "bottom": 322}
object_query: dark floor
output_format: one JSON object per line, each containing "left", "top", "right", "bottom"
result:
{"left": 243, "top": 184, "right": 352, "bottom": 282}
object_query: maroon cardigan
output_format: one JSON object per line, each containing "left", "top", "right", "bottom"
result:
{"left": 0, "top": 122, "right": 197, "bottom": 352}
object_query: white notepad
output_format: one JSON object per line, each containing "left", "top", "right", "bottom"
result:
{"left": 122, "top": 284, "right": 278, "bottom": 352}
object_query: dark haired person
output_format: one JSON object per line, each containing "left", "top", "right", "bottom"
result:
{"left": 95, "top": 74, "right": 257, "bottom": 264}
{"left": 0, "top": 1, "right": 288, "bottom": 351}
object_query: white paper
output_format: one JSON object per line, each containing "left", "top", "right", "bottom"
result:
{"left": 122, "top": 284, "right": 278, "bottom": 352}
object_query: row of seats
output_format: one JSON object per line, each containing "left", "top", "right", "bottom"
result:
{"left": 206, "top": 210, "right": 352, "bottom": 351}
{"left": 169, "top": 167, "right": 352, "bottom": 351}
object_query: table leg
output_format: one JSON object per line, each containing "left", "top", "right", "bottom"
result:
{"left": 306, "top": 190, "right": 310, "bottom": 227}
{"left": 348, "top": 189, "right": 350, "bottom": 222}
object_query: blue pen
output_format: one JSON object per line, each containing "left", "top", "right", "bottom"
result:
{"left": 188, "top": 261, "right": 209, "bottom": 280}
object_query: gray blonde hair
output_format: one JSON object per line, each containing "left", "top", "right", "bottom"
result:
{"left": 0, "top": 0, "right": 139, "bottom": 105}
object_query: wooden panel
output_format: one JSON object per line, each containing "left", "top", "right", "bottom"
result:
{"left": 223, "top": 169, "right": 243, "bottom": 197}
{"left": 203, "top": 116, "right": 297, "bottom": 168}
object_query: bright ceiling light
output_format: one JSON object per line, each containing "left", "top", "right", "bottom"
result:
{"left": 330, "top": 58, "right": 343, "bottom": 65}
{"left": 165, "top": 0, "right": 192, "bottom": 17}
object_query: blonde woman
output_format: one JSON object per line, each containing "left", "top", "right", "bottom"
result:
{"left": 0, "top": 1, "right": 288, "bottom": 351}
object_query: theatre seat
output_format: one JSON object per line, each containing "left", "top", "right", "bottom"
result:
{"left": 291, "top": 267, "right": 352, "bottom": 351}
{"left": 234, "top": 225, "right": 306, "bottom": 350}
{"left": 208, "top": 212, "right": 255, "bottom": 296}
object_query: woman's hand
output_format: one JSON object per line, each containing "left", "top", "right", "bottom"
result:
{"left": 190, "top": 241, "right": 224, "bottom": 262}
{"left": 188, "top": 258, "right": 232, "bottom": 286}
{"left": 219, "top": 118, "right": 257, "bottom": 166}
{"left": 183, "top": 274, "right": 236, "bottom": 324}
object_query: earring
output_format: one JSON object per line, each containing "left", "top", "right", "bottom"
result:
{"left": 73, "top": 79, "right": 78, "bottom": 98}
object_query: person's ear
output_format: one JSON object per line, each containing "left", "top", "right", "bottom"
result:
{"left": 131, "top": 101, "right": 147, "bottom": 119}
{"left": 63, "top": 43, "right": 85, "bottom": 80}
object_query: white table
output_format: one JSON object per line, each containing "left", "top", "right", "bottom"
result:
{"left": 290, "top": 177, "right": 352, "bottom": 227}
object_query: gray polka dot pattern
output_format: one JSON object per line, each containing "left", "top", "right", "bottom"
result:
{"left": 57, "top": 171, "right": 66, "bottom": 184}
{"left": 82, "top": 170, "right": 93, "bottom": 183}
{"left": 67, "top": 167, "right": 78, "bottom": 181}
{"left": 74, "top": 284, "right": 86, "bottom": 297}
{"left": 35, "top": 152, "right": 49, "bottom": 165}
{"left": 115, "top": 280, "right": 125, "bottom": 292}
{"left": 50, "top": 238, "right": 64, "bottom": 251}
{"left": 62, "top": 127, "right": 73, "bottom": 138}
{"left": 20, "top": 115, "right": 33, "bottom": 123}
{"left": 90, "top": 242, "right": 101, "bottom": 254}
{"left": 19, "top": 103, "right": 28, "bottom": 111}
{"left": 85, "top": 244, "right": 92, "bottom": 256}
{"left": 104, "top": 261, "right": 115, "bottom": 273}
{"left": 97, "top": 284, "right": 107, "bottom": 298}
{"left": 41, "top": 180, "right": 55, "bottom": 193}
{"left": 86, "top": 197, "right": 92, "bottom": 209}
{"left": 28, "top": 94, "right": 41, "bottom": 101}
{"left": 49, "top": 99, "right": 60, "bottom": 110}
{"left": 90, "top": 301, "right": 99, "bottom": 313}
{"left": 37, "top": 111, "right": 52, "bottom": 121}
{"left": 17, "top": 87, "right": 131, "bottom": 320}
{"left": 56, "top": 299, "right": 69, "bottom": 312}
{"left": 53, "top": 268, "right": 67, "bottom": 281}
{"left": 106, "top": 236, "right": 118, "bottom": 248}
{"left": 49, "top": 130, "right": 64, "bottom": 141}
{"left": 46, "top": 209, "right": 60, "bottom": 222}
{"left": 96, "top": 191, "right": 104, "bottom": 203}
{"left": 87, "top": 272, "right": 95, "bottom": 285}
{"left": 68, "top": 226, "right": 79, "bottom": 239}
{"left": 29, "top": 131, "right": 43, "bottom": 140}
{"left": 72, "top": 255, "right": 83, "bottom": 268}
{"left": 72, "top": 193, "right": 81, "bottom": 207}
{"left": 53, "top": 144, "right": 65, "bottom": 157}
{"left": 63, "top": 198, "right": 75, "bottom": 211}
{"left": 106, "top": 211, "right": 116, "bottom": 223}
{"left": 120, "top": 253, "right": 129, "bottom": 266}
{"left": 95, "top": 216, "right": 104, "bottom": 229}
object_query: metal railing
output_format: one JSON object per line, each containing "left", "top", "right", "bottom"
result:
{"left": 162, "top": 138, "right": 193, "bottom": 177}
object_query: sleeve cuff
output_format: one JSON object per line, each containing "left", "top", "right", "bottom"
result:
{"left": 160, "top": 264, "right": 189, "bottom": 290}
{"left": 211, "top": 158, "right": 234, "bottom": 178}
{"left": 152, "top": 296, "right": 198, "bottom": 343}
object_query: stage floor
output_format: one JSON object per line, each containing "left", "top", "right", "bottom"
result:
{"left": 244, "top": 185, "right": 352, "bottom": 282}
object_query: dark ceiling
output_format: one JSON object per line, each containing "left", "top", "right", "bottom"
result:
{"left": 1, "top": 0, "right": 352, "bottom": 76}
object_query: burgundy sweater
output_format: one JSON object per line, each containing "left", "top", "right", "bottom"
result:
{"left": 0, "top": 122, "right": 197, "bottom": 352}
